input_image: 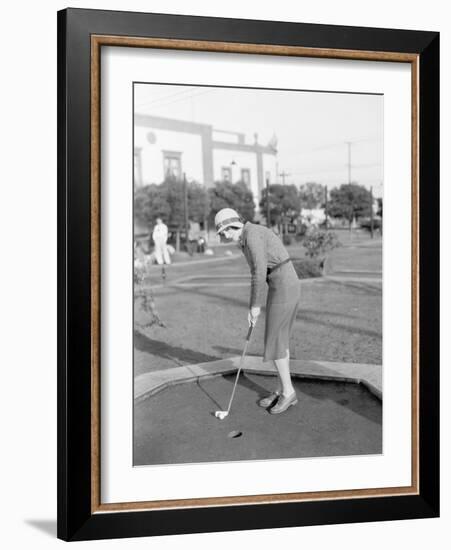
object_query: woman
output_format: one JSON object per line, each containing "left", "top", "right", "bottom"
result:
{"left": 215, "top": 208, "right": 301, "bottom": 414}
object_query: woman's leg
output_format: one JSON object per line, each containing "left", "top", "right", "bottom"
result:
{"left": 273, "top": 349, "right": 296, "bottom": 397}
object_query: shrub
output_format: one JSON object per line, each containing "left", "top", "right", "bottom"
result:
{"left": 302, "top": 228, "right": 341, "bottom": 258}
{"left": 291, "top": 258, "right": 323, "bottom": 279}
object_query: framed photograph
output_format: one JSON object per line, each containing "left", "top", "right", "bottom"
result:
{"left": 57, "top": 8, "right": 439, "bottom": 541}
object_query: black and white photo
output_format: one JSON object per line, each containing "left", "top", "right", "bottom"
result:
{"left": 133, "top": 82, "right": 384, "bottom": 466}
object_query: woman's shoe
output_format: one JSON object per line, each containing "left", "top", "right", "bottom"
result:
{"left": 269, "top": 391, "right": 298, "bottom": 414}
{"left": 258, "top": 391, "right": 280, "bottom": 408}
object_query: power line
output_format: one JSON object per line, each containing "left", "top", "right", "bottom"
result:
{"left": 135, "top": 87, "right": 200, "bottom": 109}
{"left": 309, "top": 136, "right": 380, "bottom": 152}
{"left": 289, "top": 162, "right": 382, "bottom": 177}
{"left": 135, "top": 88, "right": 216, "bottom": 111}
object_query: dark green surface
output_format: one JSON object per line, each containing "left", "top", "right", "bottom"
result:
{"left": 134, "top": 374, "right": 382, "bottom": 466}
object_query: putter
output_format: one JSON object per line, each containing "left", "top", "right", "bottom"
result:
{"left": 215, "top": 324, "right": 254, "bottom": 420}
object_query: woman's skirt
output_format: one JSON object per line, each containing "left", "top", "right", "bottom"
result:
{"left": 263, "top": 262, "right": 300, "bottom": 362}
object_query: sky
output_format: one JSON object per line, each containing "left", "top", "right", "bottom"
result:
{"left": 135, "top": 83, "right": 384, "bottom": 197}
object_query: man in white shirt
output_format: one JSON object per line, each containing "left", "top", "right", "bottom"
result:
{"left": 152, "top": 218, "right": 171, "bottom": 277}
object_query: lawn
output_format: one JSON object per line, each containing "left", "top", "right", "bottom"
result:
{"left": 134, "top": 276, "right": 381, "bottom": 376}
{"left": 134, "top": 233, "right": 382, "bottom": 376}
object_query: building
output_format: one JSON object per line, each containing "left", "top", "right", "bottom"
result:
{"left": 300, "top": 208, "right": 326, "bottom": 226}
{"left": 134, "top": 114, "right": 278, "bottom": 211}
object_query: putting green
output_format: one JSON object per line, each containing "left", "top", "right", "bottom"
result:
{"left": 134, "top": 373, "right": 382, "bottom": 466}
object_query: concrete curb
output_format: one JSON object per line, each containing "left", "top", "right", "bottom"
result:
{"left": 134, "top": 356, "right": 382, "bottom": 404}
{"left": 324, "top": 276, "right": 382, "bottom": 283}
{"left": 333, "top": 269, "right": 382, "bottom": 274}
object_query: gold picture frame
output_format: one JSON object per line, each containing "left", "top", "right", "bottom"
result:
{"left": 58, "top": 8, "right": 439, "bottom": 541}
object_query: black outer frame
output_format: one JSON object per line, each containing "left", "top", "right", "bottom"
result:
{"left": 57, "top": 8, "right": 439, "bottom": 542}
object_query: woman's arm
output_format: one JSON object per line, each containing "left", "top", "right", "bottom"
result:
{"left": 245, "top": 230, "right": 267, "bottom": 309}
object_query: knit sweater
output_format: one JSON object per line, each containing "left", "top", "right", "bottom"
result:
{"left": 239, "top": 222, "right": 291, "bottom": 307}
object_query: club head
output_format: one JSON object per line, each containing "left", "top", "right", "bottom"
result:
{"left": 215, "top": 411, "right": 228, "bottom": 420}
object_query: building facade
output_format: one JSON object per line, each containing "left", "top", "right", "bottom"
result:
{"left": 134, "top": 114, "right": 278, "bottom": 210}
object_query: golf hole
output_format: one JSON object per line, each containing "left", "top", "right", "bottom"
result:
{"left": 228, "top": 430, "right": 243, "bottom": 439}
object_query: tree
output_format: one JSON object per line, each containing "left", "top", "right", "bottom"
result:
{"left": 187, "top": 181, "right": 210, "bottom": 224}
{"left": 377, "top": 197, "right": 383, "bottom": 217}
{"left": 299, "top": 182, "right": 325, "bottom": 209}
{"left": 164, "top": 178, "right": 185, "bottom": 229}
{"left": 208, "top": 180, "right": 255, "bottom": 226}
{"left": 134, "top": 178, "right": 209, "bottom": 232}
{"left": 326, "top": 183, "right": 372, "bottom": 228}
{"left": 259, "top": 184, "right": 300, "bottom": 226}
{"left": 134, "top": 184, "right": 170, "bottom": 230}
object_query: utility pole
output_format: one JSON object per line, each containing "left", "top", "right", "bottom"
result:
{"left": 266, "top": 176, "right": 271, "bottom": 227}
{"left": 183, "top": 173, "right": 189, "bottom": 251}
{"left": 345, "top": 141, "right": 352, "bottom": 184}
{"left": 324, "top": 185, "right": 329, "bottom": 229}
{"left": 370, "top": 185, "right": 374, "bottom": 239}
{"left": 379, "top": 183, "right": 383, "bottom": 236}
{"left": 279, "top": 170, "right": 291, "bottom": 185}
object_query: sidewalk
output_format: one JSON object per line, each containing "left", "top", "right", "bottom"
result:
{"left": 148, "top": 251, "right": 241, "bottom": 271}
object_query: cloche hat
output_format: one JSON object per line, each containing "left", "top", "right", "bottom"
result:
{"left": 214, "top": 208, "right": 243, "bottom": 234}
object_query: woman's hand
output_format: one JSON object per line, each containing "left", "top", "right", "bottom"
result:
{"left": 248, "top": 306, "right": 261, "bottom": 327}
